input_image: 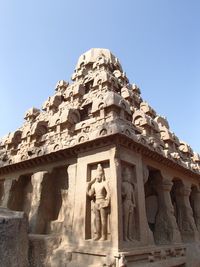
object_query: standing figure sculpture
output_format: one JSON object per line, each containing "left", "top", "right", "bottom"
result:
{"left": 86, "top": 164, "right": 110, "bottom": 241}
{"left": 122, "top": 167, "right": 136, "bottom": 241}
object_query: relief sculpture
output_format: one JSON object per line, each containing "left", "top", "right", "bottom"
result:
{"left": 86, "top": 164, "right": 110, "bottom": 241}
{"left": 121, "top": 167, "right": 136, "bottom": 241}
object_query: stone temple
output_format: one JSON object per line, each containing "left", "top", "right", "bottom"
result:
{"left": 0, "top": 48, "right": 200, "bottom": 267}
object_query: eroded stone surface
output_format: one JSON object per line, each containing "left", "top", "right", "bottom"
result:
{"left": 0, "top": 208, "right": 28, "bottom": 267}
{"left": 29, "top": 234, "right": 61, "bottom": 267}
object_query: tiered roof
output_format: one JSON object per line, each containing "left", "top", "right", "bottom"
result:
{"left": 0, "top": 48, "right": 199, "bottom": 175}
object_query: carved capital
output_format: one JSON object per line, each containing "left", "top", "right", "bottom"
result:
{"left": 114, "top": 146, "right": 121, "bottom": 160}
{"left": 176, "top": 185, "right": 191, "bottom": 196}
{"left": 158, "top": 180, "right": 173, "bottom": 192}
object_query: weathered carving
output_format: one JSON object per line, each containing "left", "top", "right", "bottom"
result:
{"left": 154, "top": 202, "right": 180, "bottom": 244}
{"left": 172, "top": 182, "right": 198, "bottom": 241}
{"left": 118, "top": 254, "right": 127, "bottom": 267}
{"left": 121, "top": 166, "right": 136, "bottom": 241}
{"left": 104, "top": 253, "right": 116, "bottom": 267}
{"left": 153, "top": 178, "right": 181, "bottom": 244}
{"left": 86, "top": 164, "right": 110, "bottom": 241}
{"left": 190, "top": 186, "right": 200, "bottom": 233}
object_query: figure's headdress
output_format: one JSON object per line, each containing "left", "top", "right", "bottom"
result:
{"left": 122, "top": 167, "right": 134, "bottom": 184}
{"left": 97, "top": 164, "right": 105, "bottom": 180}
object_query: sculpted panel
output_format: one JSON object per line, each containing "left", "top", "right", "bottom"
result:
{"left": 121, "top": 165, "right": 137, "bottom": 241}
{"left": 86, "top": 163, "right": 110, "bottom": 241}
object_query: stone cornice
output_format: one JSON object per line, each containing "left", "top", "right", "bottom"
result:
{"left": 1, "top": 133, "right": 200, "bottom": 181}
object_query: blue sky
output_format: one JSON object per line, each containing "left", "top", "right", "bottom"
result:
{"left": 0, "top": 0, "right": 200, "bottom": 152}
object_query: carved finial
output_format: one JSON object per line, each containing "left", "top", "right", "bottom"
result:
{"left": 55, "top": 80, "right": 69, "bottom": 93}
{"left": 24, "top": 107, "right": 40, "bottom": 121}
{"left": 97, "top": 164, "right": 105, "bottom": 179}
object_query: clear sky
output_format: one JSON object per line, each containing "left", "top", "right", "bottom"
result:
{"left": 0, "top": 0, "right": 200, "bottom": 153}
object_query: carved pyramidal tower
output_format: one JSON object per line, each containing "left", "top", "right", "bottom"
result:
{"left": 0, "top": 48, "right": 200, "bottom": 267}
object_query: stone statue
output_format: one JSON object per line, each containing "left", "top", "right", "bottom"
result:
{"left": 86, "top": 164, "right": 110, "bottom": 241}
{"left": 121, "top": 167, "right": 136, "bottom": 241}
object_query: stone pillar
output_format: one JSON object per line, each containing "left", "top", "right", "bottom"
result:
{"left": 175, "top": 184, "right": 199, "bottom": 242}
{"left": 110, "top": 146, "right": 122, "bottom": 248}
{"left": 138, "top": 163, "right": 154, "bottom": 245}
{"left": 29, "top": 171, "right": 48, "bottom": 233}
{"left": 190, "top": 188, "right": 200, "bottom": 234}
{"left": 154, "top": 179, "right": 182, "bottom": 244}
{"left": 0, "top": 179, "right": 4, "bottom": 204}
{"left": 1, "top": 179, "right": 13, "bottom": 207}
{"left": 63, "top": 163, "right": 76, "bottom": 233}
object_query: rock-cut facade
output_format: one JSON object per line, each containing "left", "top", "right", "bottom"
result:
{"left": 0, "top": 48, "right": 200, "bottom": 267}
